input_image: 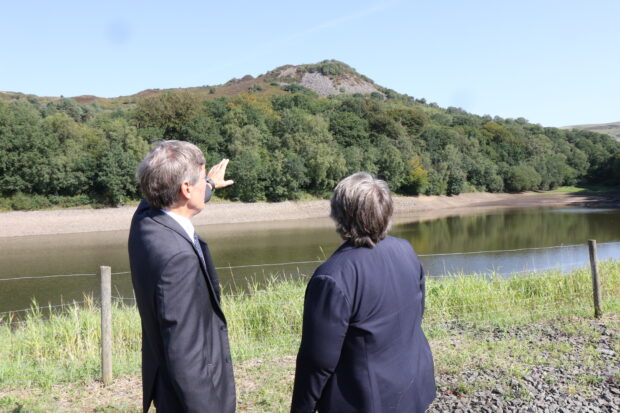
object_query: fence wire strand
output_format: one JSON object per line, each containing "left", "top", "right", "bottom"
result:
{"left": 1, "top": 242, "right": 618, "bottom": 327}
{"left": 0, "top": 299, "right": 93, "bottom": 316}
{"left": 418, "top": 243, "right": 589, "bottom": 257}
{"left": 2, "top": 240, "right": 618, "bottom": 283}
{"left": 0, "top": 273, "right": 96, "bottom": 282}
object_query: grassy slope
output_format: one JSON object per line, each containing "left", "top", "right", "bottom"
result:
{"left": 546, "top": 185, "right": 620, "bottom": 194}
{"left": 0, "top": 262, "right": 619, "bottom": 411}
{"left": 563, "top": 122, "right": 620, "bottom": 141}
{"left": 0, "top": 61, "right": 375, "bottom": 111}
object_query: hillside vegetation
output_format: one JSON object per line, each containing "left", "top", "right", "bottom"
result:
{"left": 1, "top": 60, "right": 619, "bottom": 209}
{"left": 563, "top": 121, "right": 620, "bottom": 141}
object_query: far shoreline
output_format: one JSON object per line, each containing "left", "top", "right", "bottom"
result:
{"left": 0, "top": 191, "right": 618, "bottom": 238}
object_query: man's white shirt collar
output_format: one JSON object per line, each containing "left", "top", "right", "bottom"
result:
{"left": 161, "top": 210, "right": 195, "bottom": 242}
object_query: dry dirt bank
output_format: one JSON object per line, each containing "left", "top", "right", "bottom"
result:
{"left": 0, "top": 191, "right": 616, "bottom": 238}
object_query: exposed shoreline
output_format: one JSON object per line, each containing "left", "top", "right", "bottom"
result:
{"left": 0, "top": 191, "right": 618, "bottom": 238}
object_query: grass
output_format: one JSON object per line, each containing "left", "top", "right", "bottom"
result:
{"left": 546, "top": 185, "right": 619, "bottom": 194}
{"left": 0, "top": 261, "right": 618, "bottom": 411}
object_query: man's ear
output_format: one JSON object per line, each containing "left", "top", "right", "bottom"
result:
{"left": 179, "top": 181, "right": 192, "bottom": 200}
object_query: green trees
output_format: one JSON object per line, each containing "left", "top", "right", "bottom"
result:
{"left": 1, "top": 86, "right": 619, "bottom": 210}
{"left": 467, "top": 158, "right": 504, "bottom": 192}
{"left": 328, "top": 111, "right": 369, "bottom": 147}
{"left": 375, "top": 138, "right": 406, "bottom": 189}
{"left": 504, "top": 164, "right": 542, "bottom": 192}
{"left": 609, "top": 152, "right": 620, "bottom": 185}
{"left": 0, "top": 99, "right": 145, "bottom": 208}
{"left": 0, "top": 100, "right": 42, "bottom": 195}
{"left": 265, "top": 150, "right": 308, "bottom": 201}
{"left": 94, "top": 118, "right": 148, "bottom": 206}
{"left": 133, "top": 92, "right": 200, "bottom": 140}
{"left": 401, "top": 156, "right": 429, "bottom": 195}
{"left": 224, "top": 151, "right": 266, "bottom": 202}
{"left": 277, "top": 110, "right": 346, "bottom": 193}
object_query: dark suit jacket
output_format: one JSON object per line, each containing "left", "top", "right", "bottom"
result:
{"left": 128, "top": 200, "right": 236, "bottom": 413}
{"left": 291, "top": 236, "right": 436, "bottom": 413}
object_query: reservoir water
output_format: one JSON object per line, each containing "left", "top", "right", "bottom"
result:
{"left": 1, "top": 206, "right": 619, "bottom": 315}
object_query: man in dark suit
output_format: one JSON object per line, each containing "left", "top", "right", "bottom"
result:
{"left": 128, "top": 140, "right": 236, "bottom": 412}
{"left": 291, "top": 172, "right": 436, "bottom": 413}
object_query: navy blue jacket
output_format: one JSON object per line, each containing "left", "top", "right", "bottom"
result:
{"left": 291, "top": 236, "right": 436, "bottom": 413}
{"left": 128, "top": 200, "right": 236, "bottom": 412}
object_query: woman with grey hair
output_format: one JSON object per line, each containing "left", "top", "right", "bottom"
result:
{"left": 291, "top": 172, "right": 436, "bottom": 413}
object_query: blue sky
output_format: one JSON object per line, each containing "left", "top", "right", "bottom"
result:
{"left": 2, "top": 0, "right": 619, "bottom": 127}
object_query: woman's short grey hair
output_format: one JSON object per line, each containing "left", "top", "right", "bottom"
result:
{"left": 136, "top": 140, "right": 205, "bottom": 209}
{"left": 330, "top": 172, "right": 393, "bottom": 248}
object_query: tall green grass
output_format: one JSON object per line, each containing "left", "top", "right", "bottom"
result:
{"left": 1, "top": 261, "right": 618, "bottom": 389}
{"left": 425, "top": 263, "right": 619, "bottom": 324}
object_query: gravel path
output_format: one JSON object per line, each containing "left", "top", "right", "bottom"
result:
{"left": 428, "top": 318, "right": 620, "bottom": 413}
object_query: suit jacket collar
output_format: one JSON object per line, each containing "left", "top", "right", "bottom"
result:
{"left": 143, "top": 200, "right": 226, "bottom": 317}
{"left": 151, "top": 206, "right": 193, "bottom": 244}
{"left": 161, "top": 209, "right": 195, "bottom": 241}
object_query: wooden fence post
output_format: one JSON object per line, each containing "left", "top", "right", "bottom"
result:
{"left": 587, "top": 240, "right": 602, "bottom": 319}
{"left": 100, "top": 265, "right": 113, "bottom": 385}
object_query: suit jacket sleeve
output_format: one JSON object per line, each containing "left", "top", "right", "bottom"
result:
{"left": 291, "top": 274, "right": 351, "bottom": 413}
{"left": 156, "top": 250, "right": 216, "bottom": 412}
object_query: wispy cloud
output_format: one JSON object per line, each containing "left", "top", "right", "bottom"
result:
{"left": 294, "top": 0, "right": 401, "bottom": 38}
{"left": 217, "top": 0, "right": 401, "bottom": 74}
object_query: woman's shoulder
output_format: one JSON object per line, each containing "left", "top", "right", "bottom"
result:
{"left": 381, "top": 235, "right": 415, "bottom": 250}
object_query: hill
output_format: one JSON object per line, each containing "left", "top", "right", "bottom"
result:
{"left": 0, "top": 59, "right": 619, "bottom": 209}
{"left": 0, "top": 60, "right": 384, "bottom": 106}
{"left": 562, "top": 122, "right": 620, "bottom": 141}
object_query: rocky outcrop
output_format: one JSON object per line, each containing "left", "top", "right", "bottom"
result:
{"left": 299, "top": 72, "right": 380, "bottom": 97}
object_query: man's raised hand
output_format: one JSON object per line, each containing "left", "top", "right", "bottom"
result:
{"left": 207, "top": 159, "right": 234, "bottom": 189}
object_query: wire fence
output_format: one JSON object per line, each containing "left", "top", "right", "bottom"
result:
{"left": 0, "top": 240, "right": 619, "bottom": 389}
{"left": 2, "top": 241, "right": 619, "bottom": 282}
{"left": 0, "top": 241, "right": 619, "bottom": 317}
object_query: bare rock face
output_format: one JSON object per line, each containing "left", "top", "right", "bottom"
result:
{"left": 271, "top": 61, "right": 383, "bottom": 97}
{"left": 299, "top": 72, "right": 339, "bottom": 96}
{"left": 277, "top": 67, "right": 297, "bottom": 78}
{"left": 300, "top": 72, "right": 380, "bottom": 97}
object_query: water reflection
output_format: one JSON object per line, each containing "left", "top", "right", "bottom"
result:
{"left": 0, "top": 207, "right": 619, "bottom": 314}
{"left": 393, "top": 207, "right": 620, "bottom": 254}
{"left": 419, "top": 242, "right": 620, "bottom": 277}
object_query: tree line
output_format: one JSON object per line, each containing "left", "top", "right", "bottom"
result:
{"left": 1, "top": 86, "right": 619, "bottom": 209}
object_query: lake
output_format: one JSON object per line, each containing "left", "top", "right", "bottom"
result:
{"left": 1, "top": 206, "right": 619, "bottom": 315}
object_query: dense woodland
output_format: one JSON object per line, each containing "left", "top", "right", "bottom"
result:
{"left": 1, "top": 69, "right": 619, "bottom": 209}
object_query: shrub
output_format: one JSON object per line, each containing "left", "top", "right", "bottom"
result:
{"left": 505, "top": 164, "right": 542, "bottom": 192}
{"left": 9, "top": 193, "right": 51, "bottom": 210}
{"left": 282, "top": 84, "right": 309, "bottom": 94}
{"left": 48, "top": 194, "right": 92, "bottom": 208}
{"left": 447, "top": 170, "right": 465, "bottom": 196}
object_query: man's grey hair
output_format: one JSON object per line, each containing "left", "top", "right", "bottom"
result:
{"left": 330, "top": 172, "right": 393, "bottom": 248}
{"left": 136, "top": 140, "right": 205, "bottom": 209}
